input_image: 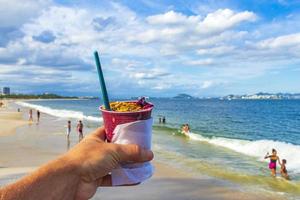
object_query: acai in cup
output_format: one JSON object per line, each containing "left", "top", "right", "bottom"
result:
{"left": 100, "top": 97, "right": 154, "bottom": 142}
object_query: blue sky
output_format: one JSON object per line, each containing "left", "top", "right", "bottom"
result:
{"left": 0, "top": 0, "right": 300, "bottom": 97}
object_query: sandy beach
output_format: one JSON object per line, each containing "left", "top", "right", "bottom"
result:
{"left": 0, "top": 101, "right": 27, "bottom": 136}
{"left": 0, "top": 101, "right": 285, "bottom": 200}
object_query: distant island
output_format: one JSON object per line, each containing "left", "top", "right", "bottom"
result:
{"left": 0, "top": 93, "right": 79, "bottom": 99}
{"left": 173, "top": 93, "right": 196, "bottom": 99}
{"left": 170, "top": 92, "right": 300, "bottom": 100}
{"left": 222, "top": 92, "right": 300, "bottom": 100}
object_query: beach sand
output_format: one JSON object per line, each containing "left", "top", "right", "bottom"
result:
{"left": 0, "top": 101, "right": 27, "bottom": 136}
{"left": 97, "top": 162, "right": 283, "bottom": 200}
{"left": 0, "top": 101, "right": 285, "bottom": 200}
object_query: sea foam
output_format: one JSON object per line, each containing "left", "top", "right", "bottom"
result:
{"left": 16, "top": 101, "right": 102, "bottom": 123}
{"left": 189, "top": 132, "right": 300, "bottom": 173}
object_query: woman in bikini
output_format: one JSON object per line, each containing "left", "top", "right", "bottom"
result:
{"left": 264, "top": 148, "right": 280, "bottom": 177}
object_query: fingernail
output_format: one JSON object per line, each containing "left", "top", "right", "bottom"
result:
{"left": 145, "top": 150, "right": 154, "bottom": 160}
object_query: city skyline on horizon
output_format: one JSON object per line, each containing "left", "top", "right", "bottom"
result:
{"left": 1, "top": 0, "right": 300, "bottom": 97}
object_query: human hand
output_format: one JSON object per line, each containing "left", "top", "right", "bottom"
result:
{"left": 65, "top": 126, "right": 154, "bottom": 200}
{"left": 264, "top": 152, "right": 269, "bottom": 159}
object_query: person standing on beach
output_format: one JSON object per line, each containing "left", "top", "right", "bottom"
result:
{"left": 29, "top": 109, "right": 33, "bottom": 122}
{"left": 66, "top": 121, "right": 72, "bottom": 150}
{"left": 77, "top": 120, "right": 84, "bottom": 142}
{"left": 162, "top": 116, "right": 166, "bottom": 124}
{"left": 67, "top": 120, "right": 71, "bottom": 138}
{"left": 264, "top": 149, "right": 280, "bottom": 177}
{"left": 37, "top": 110, "right": 40, "bottom": 123}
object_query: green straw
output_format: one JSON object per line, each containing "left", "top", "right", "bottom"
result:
{"left": 94, "top": 51, "right": 111, "bottom": 111}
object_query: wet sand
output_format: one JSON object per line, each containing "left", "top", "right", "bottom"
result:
{"left": 0, "top": 101, "right": 284, "bottom": 200}
{"left": 97, "top": 162, "right": 283, "bottom": 200}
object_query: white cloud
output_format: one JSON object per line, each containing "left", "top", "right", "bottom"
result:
{"left": 186, "top": 59, "right": 214, "bottom": 66}
{"left": 111, "top": 58, "right": 144, "bottom": 70}
{"left": 0, "top": 64, "right": 76, "bottom": 85}
{"left": 131, "top": 9, "right": 256, "bottom": 46}
{"left": 128, "top": 69, "right": 170, "bottom": 80}
{"left": 0, "top": 0, "right": 52, "bottom": 27}
{"left": 255, "top": 33, "right": 300, "bottom": 49}
{"left": 201, "top": 80, "right": 214, "bottom": 89}
{"left": 152, "top": 83, "right": 172, "bottom": 90}
{"left": 147, "top": 10, "right": 199, "bottom": 25}
{"left": 146, "top": 9, "right": 256, "bottom": 36}
{"left": 196, "top": 45, "right": 235, "bottom": 55}
{"left": 197, "top": 9, "right": 256, "bottom": 34}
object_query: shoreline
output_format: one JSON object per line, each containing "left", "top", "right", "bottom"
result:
{"left": 0, "top": 100, "right": 286, "bottom": 200}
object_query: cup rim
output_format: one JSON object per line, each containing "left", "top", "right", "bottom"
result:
{"left": 99, "top": 100, "right": 154, "bottom": 114}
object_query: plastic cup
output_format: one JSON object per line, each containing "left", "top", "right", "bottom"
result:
{"left": 100, "top": 101, "right": 154, "bottom": 142}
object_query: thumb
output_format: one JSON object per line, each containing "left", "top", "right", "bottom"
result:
{"left": 114, "top": 144, "right": 154, "bottom": 163}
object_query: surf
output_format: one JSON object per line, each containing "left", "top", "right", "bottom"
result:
{"left": 16, "top": 101, "right": 102, "bottom": 123}
{"left": 188, "top": 132, "right": 300, "bottom": 174}
{"left": 154, "top": 125, "right": 300, "bottom": 174}
{"left": 154, "top": 146, "right": 300, "bottom": 196}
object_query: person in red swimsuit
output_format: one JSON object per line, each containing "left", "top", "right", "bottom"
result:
{"left": 264, "top": 148, "right": 280, "bottom": 177}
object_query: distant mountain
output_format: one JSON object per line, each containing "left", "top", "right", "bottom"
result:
{"left": 173, "top": 93, "right": 195, "bottom": 99}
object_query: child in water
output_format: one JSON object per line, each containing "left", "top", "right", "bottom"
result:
{"left": 279, "top": 159, "right": 289, "bottom": 180}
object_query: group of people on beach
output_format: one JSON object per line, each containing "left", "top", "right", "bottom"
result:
{"left": 66, "top": 120, "right": 84, "bottom": 142}
{"left": 264, "top": 148, "right": 289, "bottom": 180}
{"left": 28, "top": 109, "right": 40, "bottom": 124}
{"left": 28, "top": 109, "right": 84, "bottom": 142}
{"left": 158, "top": 116, "right": 166, "bottom": 124}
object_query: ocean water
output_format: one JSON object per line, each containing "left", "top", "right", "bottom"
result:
{"left": 16, "top": 99, "right": 300, "bottom": 198}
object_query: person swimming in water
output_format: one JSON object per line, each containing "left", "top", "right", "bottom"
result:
{"left": 264, "top": 148, "right": 280, "bottom": 177}
{"left": 279, "top": 159, "right": 289, "bottom": 180}
{"left": 181, "top": 124, "right": 190, "bottom": 137}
